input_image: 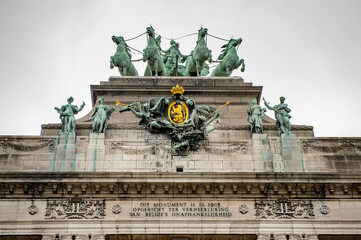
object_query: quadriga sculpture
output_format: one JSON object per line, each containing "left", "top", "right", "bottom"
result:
{"left": 211, "top": 38, "right": 245, "bottom": 77}
{"left": 110, "top": 36, "right": 139, "bottom": 76}
{"left": 184, "top": 27, "right": 212, "bottom": 76}
{"left": 143, "top": 26, "right": 166, "bottom": 77}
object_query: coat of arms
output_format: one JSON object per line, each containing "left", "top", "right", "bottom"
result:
{"left": 118, "top": 84, "right": 228, "bottom": 154}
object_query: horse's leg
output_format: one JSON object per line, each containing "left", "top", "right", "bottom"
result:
{"left": 195, "top": 60, "right": 200, "bottom": 77}
{"left": 226, "top": 65, "right": 230, "bottom": 77}
{"left": 110, "top": 56, "right": 114, "bottom": 69}
{"left": 240, "top": 59, "right": 245, "bottom": 72}
{"left": 123, "top": 66, "right": 128, "bottom": 76}
{"left": 142, "top": 50, "right": 147, "bottom": 62}
{"left": 154, "top": 59, "right": 159, "bottom": 77}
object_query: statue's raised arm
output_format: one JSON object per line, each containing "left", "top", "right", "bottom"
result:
{"left": 262, "top": 97, "right": 274, "bottom": 110}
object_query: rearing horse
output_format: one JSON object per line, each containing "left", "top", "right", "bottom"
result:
{"left": 185, "top": 27, "right": 212, "bottom": 77}
{"left": 211, "top": 38, "right": 245, "bottom": 77}
{"left": 110, "top": 36, "right": 139, "bottom": 76}
{"left": 143, "top": 26, "right": 166, "bottom": 77}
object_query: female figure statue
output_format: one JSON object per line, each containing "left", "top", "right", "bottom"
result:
{"left": 247, "top": 98, "right": 266, "bottom": 134}
{"left": 89, "top": 98, "right": 115, "bottom": 134}
{"left": 263, "top": 96, "right": 292, "bottom": 136}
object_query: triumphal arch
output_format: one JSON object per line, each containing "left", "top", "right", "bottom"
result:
{"left": 1, "top": 27, "right": 361, "bottom": 240}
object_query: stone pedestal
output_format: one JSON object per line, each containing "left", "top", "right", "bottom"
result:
{"left": 252, "top": 134, "right": 273, "bottom": 171}
{"left": 86, "top": 133, "right": 105, "bottom": 172}
{"left": 281, "top": 133, "right": 305, "bottom": 172}
{"left": 52, "top": 132, "right": 76, "bottom": 172}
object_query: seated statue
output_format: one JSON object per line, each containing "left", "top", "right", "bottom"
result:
{"left": 89, "top": 98, "right": 115, "bottom": 134}
{"left": 263, "top": 96, "right": 292, "bottom": 136}
{"left": 55, "top": 96, "right": 85, "bottom": 133}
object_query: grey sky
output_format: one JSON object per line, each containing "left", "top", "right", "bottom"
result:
{"left": 0, "top": 0, "right": 360, "bottom": 137}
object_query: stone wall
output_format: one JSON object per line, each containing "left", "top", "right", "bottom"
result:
{"left": 1, "top": 77, "right": 361, "bottom": 238}
{"left": 1, "top": 134, "right": 360, "bottom": 173}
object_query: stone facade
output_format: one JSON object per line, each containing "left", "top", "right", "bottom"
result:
{"left": 0, "top": 77, "right": 361, "bottom": 240}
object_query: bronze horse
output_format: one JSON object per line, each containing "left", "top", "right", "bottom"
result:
{"left": 143, "top": 26, "right": 166, "bottom": 77}
{"left": 185, "top": 27, "right": 212, "bottom": 76}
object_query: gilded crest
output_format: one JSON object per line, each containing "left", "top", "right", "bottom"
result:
{"left": 168, "top": 101, "right": 189, "bottom": 125}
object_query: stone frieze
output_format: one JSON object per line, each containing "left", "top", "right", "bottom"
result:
{"left": 0, "top": 138, "right": 56, "bottom": 152}
{"left": 302, "top": 139, "right": 361, "bottom": 153}
{"left": 45, "top": 195, "right": 106, "bottom": 219}
{"left": 254, "top": 197, "right": 314, "bottom": 219}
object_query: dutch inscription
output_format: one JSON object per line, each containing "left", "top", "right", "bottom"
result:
{"left": 129, "top": 202, "right": 232, "bottom": 218}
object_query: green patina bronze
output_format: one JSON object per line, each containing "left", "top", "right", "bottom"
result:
{"left": 118, "top": 87, "right": 219, "bottom": 154}
{"left": 110, "top": 36, "right": 139, "bottom": 76}
{"left": 89, "top": 98, "right": 115, "bottom": 134}
{"left": 247, "top": 98, "right": 266, "bottom": 134}
{"left": 170, "top": 100, "right": 218, "bottom": 153}
{"left": 184, "top": 27, "right": 212, "bottom": 77}
{"left": 109, "top": 27, "right": 248, "bottom": 77}
{"left": 263, "top": 96, "right": 292, "bottom": 136}
{"left": 143, "top": 26, "right": 166, "bottom": 77}
{"left": 211, "top": 38, "right": 245, "bottom": 77}
{"left": 54, "top": 97, "right": 85, "bottom": 133}
{"left": 162, "top": 40, "right": 188, "bottom": 76}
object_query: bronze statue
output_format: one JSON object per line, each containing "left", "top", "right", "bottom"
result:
{"left": 89, "top": 98, "right": 115, "bottom": 134}
{"left": 263, "top": 96, "right": 292, "bottom": 135}
{"left": 117, "top": 85, "right": 223, "bottom": 154}
{"left": 211, "top": 38, "right": 245, "bottom": 77}
{"left": 110, "top": 36, "right": 139, "bottom": 76}
{"left": 247, "top": 99, "right": 266, "bottom": 134}
{"left": 55, "top": 97, "right": 85, "bottom": 133}
{"left": 162, "top": 40, "right": 187, "bottom": 76}
{"left": 184, "top": 27, "right": 212, "bottom": 76}
{"left": 143, "top": 26, "right": 166, "bottom": 77}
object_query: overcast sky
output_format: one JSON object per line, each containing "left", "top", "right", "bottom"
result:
{"left": 0, "top": 0, "right": 360, "bottom": 137}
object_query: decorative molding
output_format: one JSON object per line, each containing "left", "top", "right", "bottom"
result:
{"left": 320, "top": 202, "right": 330, "bottom": 215}
{"left": 217, "top": 125, "right": 313, "bottom": 131}
{"left": 112, "top": 204, "right": 122, "bottom": 214}
{"left": 45, "top": 195, "right": 106, "bottom": 219}
{"left": 75, "top": 235, "right": 89, "bottom": 240}
{"left": 42, "top": 123, "right": 144, "bottom": 130}
{"left": 28, "top": 201, "right": 38, "bottom": 215}
{"left": 289, "top": 234, "right": 318, "bottom": 240}
{"left": 302, "top": 140, "right": 361, "bottom": 153}
{"left": 254, "top": 197, "right": 314, "bottom": 219}
{"left": 41, "top": 235, "right": 55, "bottom": 240}
{"left": 0, "top": 138, "right": 56, "bottom": 152}
{"left": 239, "top": 204, "right": 248, "bottom": 214}
{"left": 200, "top": 142, "right": 247, "bottom": 154}
{"left": 110, "top": 142, "right": 172, "bottom": 154}
{"left": 110, "top": 141, "right": 247, "bottom": 155}
{"left": 42, "top": 123, "right": 313, "bottom": 131}
{"left": 256, "top": 234, "right": 270, "bottom": 240}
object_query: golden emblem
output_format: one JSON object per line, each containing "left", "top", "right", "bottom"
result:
{"left": 171, "top": 84, "right": 185, "bottom": 95}
{"left": 168, "top": 101, "right": 189, "bottom": 125}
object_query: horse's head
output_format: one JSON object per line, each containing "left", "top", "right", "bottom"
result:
{"left": 146, "top": 26, "right": 155, "bottom": 38}
{"left": 112, "top": 35, "right": 125, "bottom": 45}
{"left": 228, "top": 38, "right": 243, "bottom": 48}
{"left": 198, "top": 27, "right": 208, "bottom": 38}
